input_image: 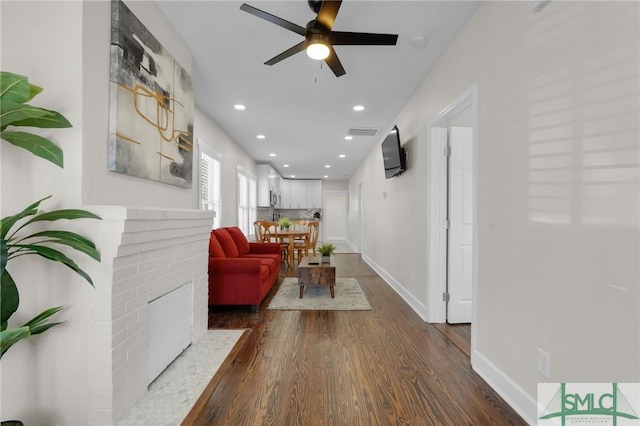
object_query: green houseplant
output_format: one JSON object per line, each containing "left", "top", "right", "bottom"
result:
{"left": 318, "top": 242, "right": 336, "bottom": 263}
{"left": 0, "top": 71, "right": 101, "bottom": 359}
{"left": 278, "top": 217, "right": 292, "bottom": 229}
{"left": 1, "top": 71, "right": 69, "bottom": 167}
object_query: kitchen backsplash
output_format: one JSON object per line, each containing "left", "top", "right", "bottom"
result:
{"left": 257, "top": 207, "right": 322, "bottom": 222}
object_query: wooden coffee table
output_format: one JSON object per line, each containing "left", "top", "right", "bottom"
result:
{"left": 297, "top": 256, "right": 336, "bottom": 298}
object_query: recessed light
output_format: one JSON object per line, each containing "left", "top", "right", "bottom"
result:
{"left": 234, "top": 104, "right": 246, "bottom": 110}
{"left": 324, "top": 175, "right": 329, "bottom": 178}
{"left": 283, "top": 164, "right": 289, "bottom": 168}
{"left": 291, "top": 175, "right": 296, "bottom": 178}
{"left": 257, "top": 134, "right": 265, "bottom": 139}
{"left": 339, "top": 154, "right": 346, "bottom": 158}
{"left": 353, "top": 105, "right": 365, "bottom": 112}
{"left": 269, "top": 153, "right": 276, "bottom": 157}
{"left": 325, "top": 165, "right": 331, "bottom": 168}
{"left": 344, "top": 135, "right": 353, "bottom": 140}
{"left": 411, "top": 35, "right": 427, "bottom": 49}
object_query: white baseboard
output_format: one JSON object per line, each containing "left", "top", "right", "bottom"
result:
{"left": 360, "top": 251, "right": 536, "bottom": 424}
{"left": 472, "top": 349, "right": 537, "bottom": 425}
{"left": 345, "top": 239, "right": 359, "bottom": 253}
{"left": 360, "top": 253, "right": 429, "bottom": 321}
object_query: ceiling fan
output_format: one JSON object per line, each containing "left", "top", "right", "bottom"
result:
{"left": 239, "top": 0, "right": 398, "bottom": 77}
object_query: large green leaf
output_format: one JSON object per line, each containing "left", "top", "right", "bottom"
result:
{"left": 26, "top": 209, "right": 102, "bottom": 224}
{"left": 0, "top": 306, "right": 64, "bottom": 358}
{"left": 22, "top": 305, "right": 64, "bottom": 332}
{"left": 0, "top": 196, "right": 50, "bottom": 239}
{"left": 0, "top": 270, "right": 19, "bottom": 332}
{"left": 0, "top": 72, "right": 41, "bottom": 103}
{"left": 0, "top": 239, "right": 6, "bottom": 277}
{"left": 19, "top": 230, "right": 101, "bottom": 261}
{"left": 9, "top": 108, "right": 71, "bottom": 129}
{"left": 28, "top": 320, "right": 64, "bottom": 336}
{"left": 0, "top": 101, "right": 53, "bottom": 130}
{"left": 0, "top": 326, "right": 30, "bottom": 358}
{"left": 11, "top": 244, "right": 94, "bottom": 286}
{"left": 0, "top": 131, "right": 63, "bottom": 167}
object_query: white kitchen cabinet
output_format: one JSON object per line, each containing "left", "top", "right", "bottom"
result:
{"left": 281, "top": 179, "right": 291, "bottom": 208}
{"left": 257, "top": 165, "right": 270, "bottom": 207}
{"left": 257, "top": 164, "right": 282, "bottom": 207}
{"left": 289, "top": 180, "right": 306, "bottom": 208}
{"left": 279, "top": 179, "right": 322, "bottom": 209}
{"left": 305, "top": 180, "right": 322, "bottom": 208}
{"left": 272, "top": 172, "right": 282, "bottom": 207}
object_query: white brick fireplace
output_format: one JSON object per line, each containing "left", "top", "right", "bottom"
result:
{"left": 85, "top": 207, "right": 213, "bottom": 425}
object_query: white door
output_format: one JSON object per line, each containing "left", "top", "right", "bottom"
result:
{"left": 447, "top": 126, "right": 473, "bottom": 323}
{"left": 323, "top": 191, "right": 348, "bottom": 241}
{"left": 357, "top": 183, "right": 363, "bottom": 253}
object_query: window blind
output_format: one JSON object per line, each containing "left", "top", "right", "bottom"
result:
{"left": 200, "top": 152, "right": 221, "bottom": 229}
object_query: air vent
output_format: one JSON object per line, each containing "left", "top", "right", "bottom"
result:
{"left": 346, "top": 128, "right": 380, "bottom": 137}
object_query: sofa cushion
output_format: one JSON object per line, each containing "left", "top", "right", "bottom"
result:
{"left": 260, "top": 264, "right": 271, "bottom": 280}
{"left": 258, "top": 257, "right": 278, "bottom": 276}
{"left": 213, "top": 228, "right": 239, "bottom": 258}
{"left": 226, "top": 227, "right": 250, "bottom": 256}
{"left": 209, "top": 232, "right": 226, "bottom": 258}
{"left": 243, "top": 253, "right": 281, "bottom": 263}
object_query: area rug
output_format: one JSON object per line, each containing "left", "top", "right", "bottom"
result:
{"left": 116, "top": 329, "right": 245, "bottom": 426}
{"left": 268, "top": 277, "right": 371, "bottom": 310}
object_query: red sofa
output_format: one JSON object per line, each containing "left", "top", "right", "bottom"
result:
{"left": 208, "top": 226, "right": 281, "bottom": 312}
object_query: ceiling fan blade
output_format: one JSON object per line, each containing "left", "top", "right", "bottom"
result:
{"left": 316, "top": 0, "right": 342, "bottom": 30}
{"left": 324, "top": 46, "right": 346, "bottom": 77}
{"left": 330, "top": 31, "right": 398, "bottom": 46}
{"left": 240, "top": 3, "right": 307, "bottom": 36}
{"left": 264, "top": 41, "right": 307, "bottom": 66}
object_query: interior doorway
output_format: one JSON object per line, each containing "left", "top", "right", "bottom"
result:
{"left": 427, "top": 85, "right": 478, "bottom": 357}
{"left": 323, "top": 191, "right": 348, "bottom": 242}
{"left": 357, "top": 183, "right": 363, "bottom": 252}
{"left": 447, "top": 124, "right": 473, "bottom": 323}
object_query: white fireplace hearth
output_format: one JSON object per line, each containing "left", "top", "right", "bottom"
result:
{"left": 148, "top": 281, "right": 192, "bottom": 385}
{"left": 84, "top": 207, "right": 213, "bottom": 425}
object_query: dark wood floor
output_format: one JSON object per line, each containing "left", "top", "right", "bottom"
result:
{"left": 184, "top": 254, "right": 525, "bottom": 425}
{"left": 433, "top": 323, "right": 472, "bottom": 359}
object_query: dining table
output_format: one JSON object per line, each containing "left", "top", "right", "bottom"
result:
{"left": 275, "top": 228, "right": 308, "bottom": 267}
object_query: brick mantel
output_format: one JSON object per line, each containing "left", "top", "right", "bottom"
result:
{"left": 84, "top": 207, "right": 213, "bottom": 425}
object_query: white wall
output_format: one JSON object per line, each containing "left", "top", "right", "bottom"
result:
{"left": 194, "top": 108, "right": 257, "bottom": 227}
{"left": 349, "top": 1, "right": 639, "bottom": 422}
{"left": 1, "top": 2, "right": 89, "bottom": 424}
{"left": 0, "top": 1, "right": 199, "bottom": 424}
{"left": 322, "top": 179, "right": 349, "bottom": 191}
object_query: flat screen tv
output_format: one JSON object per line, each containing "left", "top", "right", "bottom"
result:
{"left": 381, "top": 126, "right": 406, "bottom": 179}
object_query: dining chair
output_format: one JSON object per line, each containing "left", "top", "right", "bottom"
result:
{"left": 253, "top": 221, "right": 263, "bottom": 242}
{"left": 253, "top": 220, "right": 269, "bottom": 242}
{"left": 294, "top": 221, "right": 319, "bottom": 263}
{"left": 291, "top": 220, "right": 310, "bottom": 242}
{"left": 256, "top": 220, "right": 289, "bottom": 264}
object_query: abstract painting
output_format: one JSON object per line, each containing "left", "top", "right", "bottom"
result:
{"left": 109, "top": 0, "right": 193, "bottom": 188}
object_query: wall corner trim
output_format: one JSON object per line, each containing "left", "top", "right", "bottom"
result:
{"left": 472, "top": 349, "right": 537, "bottom": 425}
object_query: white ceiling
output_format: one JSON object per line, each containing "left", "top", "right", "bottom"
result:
{"left": 156, "top": 1, "right": 481, "bottom": 180}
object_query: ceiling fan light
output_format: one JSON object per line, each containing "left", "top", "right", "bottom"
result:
{"left": 306, "top": 42, "right": 330, "bottom": 60}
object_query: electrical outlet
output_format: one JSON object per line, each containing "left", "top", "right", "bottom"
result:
{"left": 538, "top": 348, "right": 551, "bottom": 378}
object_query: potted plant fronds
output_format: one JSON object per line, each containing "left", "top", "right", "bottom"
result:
{"left": 318, "top": 242, "right": 336, "bottom": 263}
{"left": 0, "top": 71, "right": 101, "bottom": 361}
{"left": 278, "top": 217, "right": 292, "bottom": 230}
{"left": 1, "top": 71, "right": 70, "bottom": 167}
{"left": 0, "top": 196, "right": 101, "bottom": 357}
